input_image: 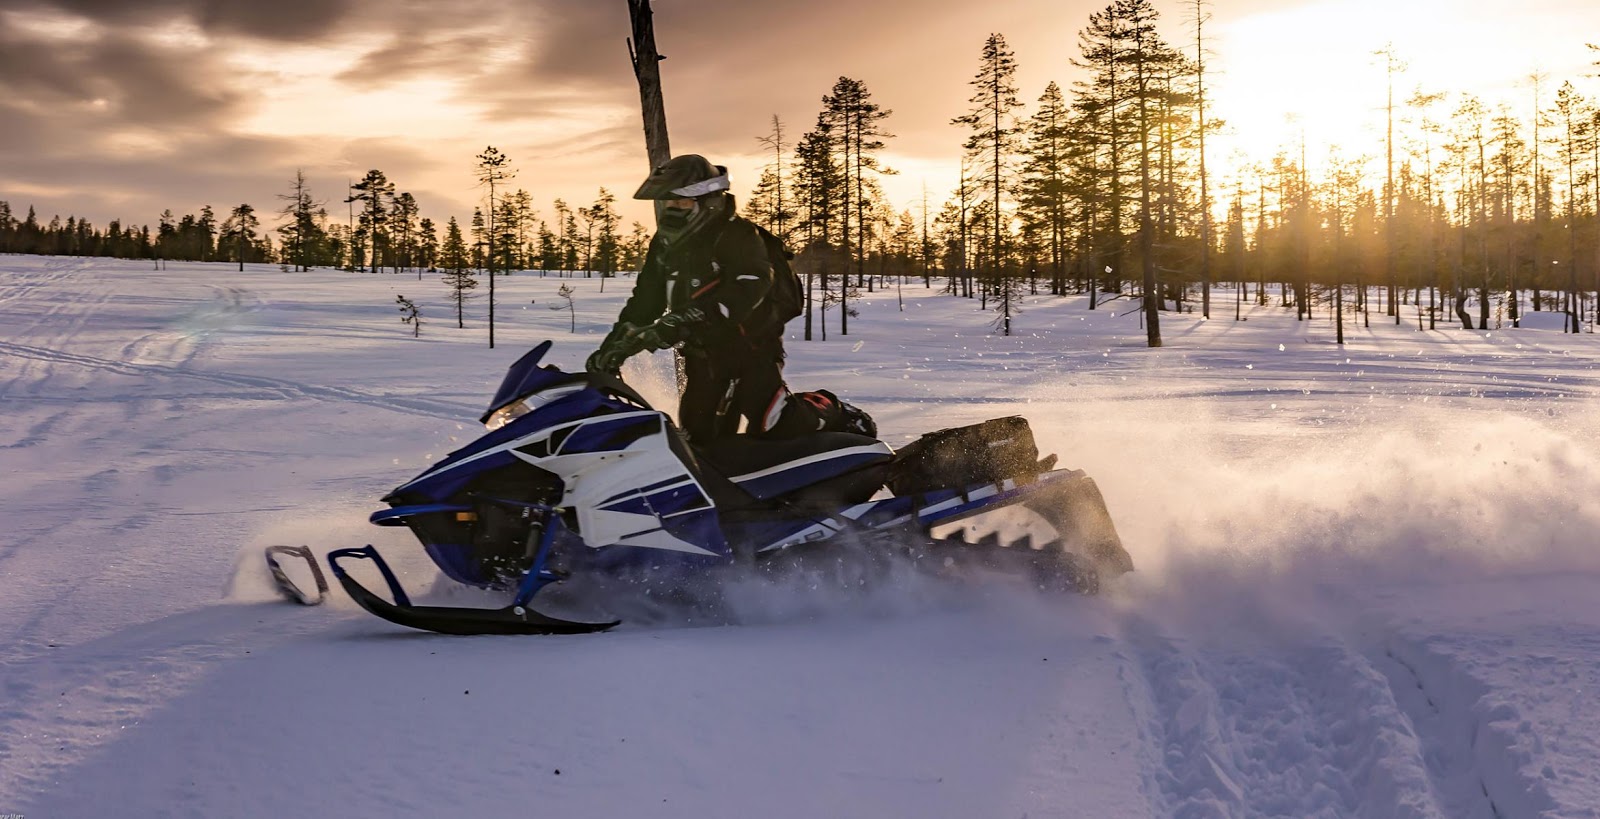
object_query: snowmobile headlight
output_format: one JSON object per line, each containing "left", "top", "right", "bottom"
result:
{"left": 484, "top": 383, "right": 588, "bottom": 430}
{"left": 485, "top": 402, "right": 530, "bottom": 431}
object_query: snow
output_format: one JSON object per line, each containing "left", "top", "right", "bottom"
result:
{"left": 3, "top": 254, "right": 1599, "bottom": 818}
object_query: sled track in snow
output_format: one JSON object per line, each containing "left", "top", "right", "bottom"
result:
{"left": 1115, "top": 609, "right": 1547, "bottom": 818}
{"left": 0, "top": 339, "right": 467, "bottom": 421}
{"left": 0, "top": 605, "right": 329, "bottom": 806}
{"left": 0, "top": 258, "right": 95, "bottom": 308}
{"left": 116, "top": 285, "right": 268, "bottom": 369}
{"left": 1371, "top": 630, "right": 1565, "bottom": 819}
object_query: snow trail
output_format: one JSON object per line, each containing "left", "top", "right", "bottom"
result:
{"left": 6, "top": 258, "right": 1600, "bottom": 816}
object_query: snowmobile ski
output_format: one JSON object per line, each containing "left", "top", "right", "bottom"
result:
{"left": 326, "top": 545, "right": 619, "bottom": 636}
{"left": 264, "top": 545, "right": 329, "bottom": 606}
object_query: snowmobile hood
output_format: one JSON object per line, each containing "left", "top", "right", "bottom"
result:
{"left": 481, "top": 341, "right": 585, "bottom": 424}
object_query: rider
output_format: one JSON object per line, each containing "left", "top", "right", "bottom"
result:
{"left": 585, "top": 154, "right": 872, "bottom": 444}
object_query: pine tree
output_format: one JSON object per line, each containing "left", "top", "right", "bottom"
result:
{"left": 1552, "top": 81, "right": 1586, "bottom": 331}
{"left": 749, "top": 114, "right": 794, "bottom": 240}
{"left": 418, "top": 217, "right": 439, "bottom": 273}
{"left": 198, "top": 205, "right": 217, "bottom": 261}
{"left": 823, "top": 77, "right": 893, "bottom": 332}
{"left": 553, "top": 199, "right": 575, "bottom": 273}
{"left": 1116, "top": 0, "right": 1184, "bottom": 346}
{"left": 156, "top": 209, "right": 177, "bottom": 260}
{"left": 792, "top": 116, "right": 845, "bottom": 340}
{"left": 470, "top": 208, "right": 487, "bottom": 270}
{"left": 475, "top": 146, "right": 515, "bottom": 349}
{"left": 392, "top": 192, "right": 419, "bottom": 277}
{"left": 591, "top": 188, "right": 620, "bottom": 284}
{"left": 0, "top": 201, "right": 14, "bottom": 252}
{"left": 277, "top": 170, "right": 320, "bottom": 271}
{"left": 509, "top": 189, "right": 535, "bottom": 270}
{"left": 537, "top": 221, "right": 560, "bottom": 273}
{"left": 440, "top": 217, "right": 476, "bottom": 328}
{"left": 346, "top": 170, "right": 393, "bottom": 274}
{"left": 623, "top": 221, "right": 650, "bottom": 271}
{"left": 562, "top": 206, "right": 581, "bottom": 272}
{"left": 1189, "top": 0, "right": 1215, "bottom": 318}
{"left": 953, "top": 34, "right": 1023, "bottom": 335}
{"left": 219, "top": 204, "right": 260, "bottom": 272}
{"left": 1018, "top": 82, "right": 1072, "bottom": 296}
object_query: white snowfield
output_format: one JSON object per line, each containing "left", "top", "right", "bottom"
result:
{"left": 2, "top": 254, "right": 1598, "bottom": 819}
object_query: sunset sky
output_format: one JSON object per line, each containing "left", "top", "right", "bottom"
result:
{"left": 1, "top": 0, "right": 1597, "bottom": 233}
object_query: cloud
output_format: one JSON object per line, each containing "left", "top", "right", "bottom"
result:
{"left": 0, "top": 0, "right": 362, "bottom": 41}
{"left": 333, "top": 29, "right": 500, "bottom": 88}
{"left": 0, "top": 12, "right": 244, "bottom": 125}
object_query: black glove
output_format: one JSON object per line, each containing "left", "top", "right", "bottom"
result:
{"left": 627, "top": 307, "right": 706, "bottom": 352}
{"left": 585, "top": 323, "right": 640, "bottom": 375}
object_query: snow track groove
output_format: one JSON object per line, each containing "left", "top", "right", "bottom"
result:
{"left": 1118, "top": 608, "right": 1446, "bottom": 818}
{"left": 1370, "top": 628, "right": 1569, "bottom": 819}
{"left": 0, "top": 605, "right": 331, "bottom": 804}
{"left": 0, "top": 339, "right": 467, "bottom": 421}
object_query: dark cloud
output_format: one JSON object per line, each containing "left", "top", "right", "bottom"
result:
{"left": 333, "top": 30, "right": 499, "bottom": 87}
{"left": 0, "top": 0, "right": 361, "bottom": 41}
{"left": 195, "top": 0, "right": 356, "bottom": 41}
{"left": 0, "top": 13, "right": 242, "bottom": 126}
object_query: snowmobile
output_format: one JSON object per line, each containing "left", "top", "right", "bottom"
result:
{"left": 308, "top": 341, "right": 1132, "bottom": 635}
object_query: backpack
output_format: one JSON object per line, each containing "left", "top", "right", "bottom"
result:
{"left": 752, "top": 223, "right": 803, "bottom": 324}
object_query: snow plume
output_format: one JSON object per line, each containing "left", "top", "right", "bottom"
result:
{"left": 1045, "top": 400, "right": 1600, "bottom": 593}
{"left": 716, "top": 540, "right": 967, "bottom": 628}
{"left": 619, "top": 350, "right": 684, "bottom": 419}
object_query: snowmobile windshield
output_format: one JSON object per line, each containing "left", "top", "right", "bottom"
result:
{"left": 484, "top": 383, "right": 587, "bottom": 431}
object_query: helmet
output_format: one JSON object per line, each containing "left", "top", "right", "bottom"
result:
{"left": 634, "top": 154, "right": 732, "bottom": 245}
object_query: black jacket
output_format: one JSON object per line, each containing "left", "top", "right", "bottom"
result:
{"left": 616, "top": 212, "right": 783, "bottom": 349}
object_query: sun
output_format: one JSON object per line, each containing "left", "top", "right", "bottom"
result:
{"left": 1203, "top": 0, "right": 1597, "bottom": 190}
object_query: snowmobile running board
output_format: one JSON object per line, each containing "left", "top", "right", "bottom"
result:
{"left": 264, "top": 545, "right": 329, "bottom": 606}
{"left": 325, "top": 545, "right": 620, "bottom": 636}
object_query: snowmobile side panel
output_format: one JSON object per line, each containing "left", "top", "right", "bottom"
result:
{"left": 536, "top": 413, "right": 729, "bottom": 557}
{"left": 727, "top": 443, "right": 893, "bottom": 500}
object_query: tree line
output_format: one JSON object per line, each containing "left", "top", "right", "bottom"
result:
{"left": 0, "top": 171, "right": 652, "bottom": 280}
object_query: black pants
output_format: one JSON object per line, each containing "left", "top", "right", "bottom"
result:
{"left": 679, "top": 339, "right": 824, "bottom": 443}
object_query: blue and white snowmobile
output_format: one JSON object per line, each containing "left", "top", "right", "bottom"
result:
{"left": 321, "top": 341, "right": 1132, "bottom": 635}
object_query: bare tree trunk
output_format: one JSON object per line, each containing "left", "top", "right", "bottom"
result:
{"left": 626, "top": 0, "right": 685, "bottom": 389}
{"left": 1193, "top": 0, "right": 1212, "bottom": 320}
{"left": 627, "top": 0, "right": 671, "bottom": 172}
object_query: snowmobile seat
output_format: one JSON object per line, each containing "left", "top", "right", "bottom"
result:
{"left": 694, "top": 433, "right": 893, "bottom": 503}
